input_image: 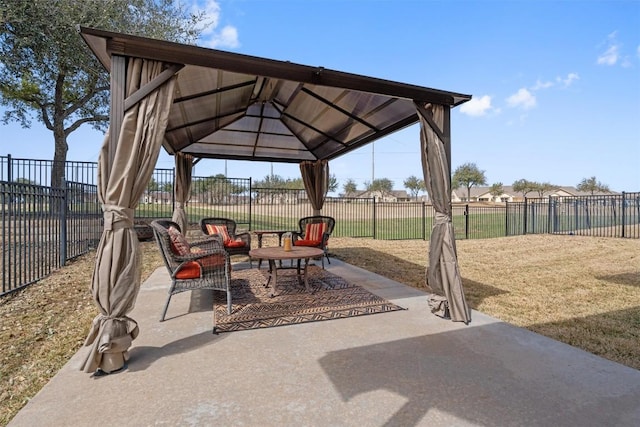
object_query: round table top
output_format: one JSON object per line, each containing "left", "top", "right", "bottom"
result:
{"left": 249, "top": 246, "right": 323, "bottom": 260}
{"left": 253, "top": 230, "right": 295, "bottom": 235}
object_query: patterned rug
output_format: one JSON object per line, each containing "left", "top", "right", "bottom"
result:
{"left": 212, "top": 266, "right": 405, "bottom": 333}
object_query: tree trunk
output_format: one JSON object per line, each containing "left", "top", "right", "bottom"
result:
{"left": 51, "top": 125, "right": 68, "bottom": 189}
{"left": 50, "top": 125, "right": 68, "bottom": 215}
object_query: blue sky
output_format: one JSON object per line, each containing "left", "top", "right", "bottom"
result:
{"left": 2, "top": 0, "right": 639, "bottom": 193}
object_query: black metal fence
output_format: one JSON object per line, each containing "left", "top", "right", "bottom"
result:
{"left": 1, "top": 180, "right": 102, "bottom": 295}
{"left": 2, "top": 154, "right": 639, "bottom": 296}
{"left": 507, "top": 194, "right": 640, "bottom": 239}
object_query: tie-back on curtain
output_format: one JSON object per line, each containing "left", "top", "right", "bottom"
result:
{"left": 171, "top": 152, "right": 194, "bottom": 234}
{"left": 82, "top": 58, "right": 177, "bottom": 373}
{"left": 416, "top": 102, "right": 471, "bottom": 324}
{"left": 300, "top": 160, "right": 329, "bottom": 216}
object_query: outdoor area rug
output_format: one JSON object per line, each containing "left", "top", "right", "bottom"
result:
{"left": 212, "top": 266, "right": 405, "bottom": 333}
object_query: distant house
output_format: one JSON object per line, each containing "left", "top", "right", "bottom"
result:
{"left": 452, "top": 186, "right": 617, "bottom": 203}
{"left": 452, "top": 186, "right": 516, "bottom": 203}
{"left": 143, "top": 191, "right": 172, "bottom": 204}
{"left": 341, "top": 189, "right": 411, "bottom": 202}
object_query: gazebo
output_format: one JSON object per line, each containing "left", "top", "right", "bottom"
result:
{"left": 78, "top": 26, "right": 472, "bottom": 375}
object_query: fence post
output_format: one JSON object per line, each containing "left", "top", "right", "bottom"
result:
{"left": 60, "top": 186, "right": 67, "bottom": 267}
{"left": 372, "top": 197, "right": 377, "bottom": 239}
{"left": 7, "top": 154, "right": 13, "bottom": 217}
{"left": 523, "top": 197, "right": 528, "bottom": 235}
{"left": 248, "top": 177, "right": 253, "bottom": 231}
{"left": 7, "top": 154, "right": 12, "bottom": 182}
{"left": 621, "top": 192, "right": 626, "bottom": 238}
{"left": 464, "top": 204, "right": 469, "bottom": 239}
{"left": 422, "top": 202, "right": 427, "bottom": 240}
{"left": 171, "top": 167, "right": 176, "bottom": 214}
{"left": 505, "top": 201, "right": 509, "bottom": 236}
{"left": 548, "top": 196, "right": 553, "bottom": 234}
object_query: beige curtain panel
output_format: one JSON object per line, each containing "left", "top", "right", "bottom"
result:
{"left": 416, "top": 102, "right": 471, "bottom": 324}
{"left": 300, "top": 159, "right": 329, "bottom": 216}
{"left": 171, "top": 152, "right": 194, "bottom": 234}
{"left": 82, "top": 59, "right": 177, "bottom": 374}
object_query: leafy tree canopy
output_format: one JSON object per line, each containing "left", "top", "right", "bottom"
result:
{"left": 0, "top": 0, "right": 207, "bottom": 186}
{"left": 452, "top": 162, "right": 486, "bottom": 201}
{"left": 512, "top": 179, "right": 537, "bottom": 197}
{"left": 343, "top": 178, "right": 357, "bottom": 195}
{"left": 577, "top": 176, "right": 610, "bottom": 194}
{"left": 489, "top": 182, "right": 504, "bottom": 198}
{"left": 533, "top": 181, "right": 555, "bottom": 197}
{"left": 365, "top": 178, "right": 393, "bottom": 193}
{"left": 404, "top": 175, "right": 425, "bottom": 198}
{"left": 253, "top": 174, "right": 305, "bottom": 190}
{"left": 254, "top": 173, "right": 338, "bottom": 192}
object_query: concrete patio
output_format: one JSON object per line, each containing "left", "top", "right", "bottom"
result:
{"left": 8, "top": 258, "right": 640, "bottom": 426}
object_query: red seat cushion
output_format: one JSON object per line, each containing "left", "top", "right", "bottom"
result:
{"left": 175, "top": 261, "right": 201, "bottom": 279}
{"left": 224, "top": 240, "right": 246, "bottom": 248}
{"left": 294, "top": 239, "right": 322, "bottom": 247}
{"left": 175, "top": 254, "right": 227, "bottom": 279}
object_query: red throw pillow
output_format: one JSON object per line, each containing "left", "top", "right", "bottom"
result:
{"left": 304, "top": 222, "right": 326, "bottom": 242}
{"left": 205, "top": 224, "right": 231, "bottom": 244}
{"left": 167, "top": 226, "right": 190, "bottom": 255}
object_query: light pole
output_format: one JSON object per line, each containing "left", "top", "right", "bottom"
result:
{"left": 371, "top": 142, "right": 375, "bottom": 183}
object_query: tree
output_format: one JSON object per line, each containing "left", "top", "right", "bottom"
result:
{"left": 489, "top": 182, "right": 504, "bottom": 202}
{"left": 404, "top": 175, "right": 425, "bottom": 199}
{"left": 0, "top": 0, "right": 206, "bottom": 188}
{"left": 577, "top": 176, "right": 610, "bottom": 195}
{"left": 452, "top": 162, "right": 486, "bottom": 202}
{"left": 285, "top": 173, "right": 338, "bottom": 192}
{"left": 343, "top": 179, "right": 357, "bottom": 195}
{"left": 512, "top": 179, "right": 537, "bottom": 198}
{"left": 533, "top": 181, "right": 555, "bottom": 197}
{"left": 327, "top": 174, "right": 338, "bottom": 193}
{"left": 14, "top": 177, "right": 36, "bottom": 185}
{"left": 365, "top": 178, "right": 393, "bottom": 193}
{"left": 146, "top": 177, "right": 161, "bottom": 192}
{"left": 254, "top": 174, "right": 289, "bottom": 189}
{"left": 193, "top": 174, "right": 245, "bottom": 205}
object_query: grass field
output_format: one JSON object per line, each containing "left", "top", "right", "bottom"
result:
{"left": 1, "top": 233, "right": 639, "bottom": 425}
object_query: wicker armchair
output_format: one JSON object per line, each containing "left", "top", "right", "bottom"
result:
{"left": 292, "top": 215, "right": 336, "bottom": 268}
{"left": 200, "top": 217, "right": 252, "bottom": 262}
{"left": 150, "top": 220, "right": 231, "bottom": 321}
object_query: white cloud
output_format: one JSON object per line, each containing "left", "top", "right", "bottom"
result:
{"left": 460, "top": 95, "right": 494, "bottom": 117}
{"left": 531, "top": 79, "right": 554, "bottom": 90}
{"left": 597, "top": 32, "right": 621, "bottom": 66}
{"left": 506, "top": 88, "right": 536, "bottom": 110}
{"left": 598, "top": 45, "right": 620, "bottom": 65}
{"left": 194, "top": 0, "right": 221, "bottom": 34}
{"left": 204, "top": 25, "right": 239, "bottom": 49}
{"left": 557, "top": 72, "right": 580, "bottom": 87}
{"left": 193, "top": 0, "right": 240, "bottom": 49}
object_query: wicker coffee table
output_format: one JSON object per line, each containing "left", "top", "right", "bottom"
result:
{"left": 249, "top": 246, "right": 324, "bottom": 297}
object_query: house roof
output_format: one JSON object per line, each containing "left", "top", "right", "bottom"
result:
{"left": 79, "top": 27, "right": 471, "bottom": 164}
{"left": 453, "top": 185, "right": 618, "bottom": 199}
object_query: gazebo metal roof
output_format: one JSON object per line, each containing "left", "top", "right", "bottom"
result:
{"left": 79, "top": 27, "right": 471, "bottom": 164}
